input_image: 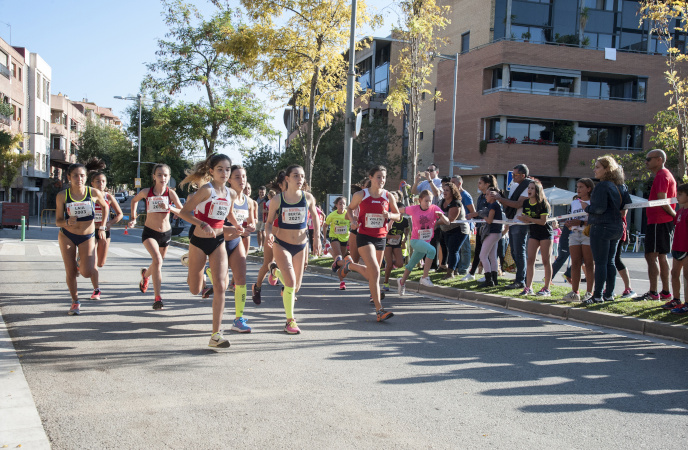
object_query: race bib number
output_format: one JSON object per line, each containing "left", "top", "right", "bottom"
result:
{"left": 208, "top": 199, "right": 230, "bottom": 220}
{"left": 67, "top": 201, "right": 92, "bottom": 218}
{"left": 418, "top": 228, "right": 433, "bottom": 241}
{"left": 147, "top": 196, "right": 169, "bottom": 213}
{"left": 334, "top": 225, "right": 348, "bottom": 235}
{"left": 94, "top": 207, "right": 103, "bottom": 223}
{"left": 282, "top": 207, "right": 307, "bottom": 225}
{"left": 388, "top": 235, "right": 401, "bottom": 246}
{"left": 365, "top": 213, "right": 385, "bottom": 229}
{"left": 234, "top": 209, "right": 248, "bottom": 224}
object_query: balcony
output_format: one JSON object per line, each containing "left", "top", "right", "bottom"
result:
{"left": 0, "top": 64, "right": 9, "bottom": 79}
{"left": 0, "top": 113, "right": 11, "bottom": 127}
{"left": 50, "top": 148, "right": 70, "bottom": 163}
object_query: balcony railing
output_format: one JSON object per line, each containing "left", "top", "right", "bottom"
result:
{"left": 50, "top": 148, "right": 68, "bottom": 162}
{"left": 0, "top": 64, "right": 9, "bottom": 79}
{"left": 0, "top": 113, "right": 11, "bottom": 126}
{"left": 482, "top": 86, "right": 645, "bottom": 102}
{"left": 487, "top": 139, "right": 642, "bottom": 152}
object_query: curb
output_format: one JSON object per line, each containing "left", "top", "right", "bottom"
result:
{"left": 204, "top": 251, "right": 688, "bottom": 345}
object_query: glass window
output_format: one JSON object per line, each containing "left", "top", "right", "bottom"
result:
{"left": 529, "top": 123, "right": 546, "bottom": 140}
{"left": 620, "top": 31, "right": 643, "bottom": 50}
{"left": 512, "top": 0, "right": 551, "bottom": 27}
{"left": 637, "top": 79, "right": 647, "bottom": 100}
{"left": 490, "top": 119, "right": 502, "bottom": 139}
{"left": 622, "top": 1, "right": 641, "bottom": 28}
{"left": 492, "top": 68, "right": 503, "bottom": 88}
{"left": 511, "top": 72, "right": 532, "bottom": 90}
{"left": 493, "top": 0, "right": 508, "bottom": 40}
{"left": 532, "top": 74, "right": 555, "bottom": 91}
{"left": 511, "top": 25, "right": 528, "bottom": 40}
{"left": 598, "top": 33, "right": 613, "bottom": 48}
{"left": 506, "top": 120, "right": 529, "bottom": 141}
{"left": 461, "top": 32, "right": 470, "bottom": 53}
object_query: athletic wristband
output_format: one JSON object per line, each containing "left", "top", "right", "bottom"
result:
{"left": 99, "top": 226, "right": 107, "bottom": 231}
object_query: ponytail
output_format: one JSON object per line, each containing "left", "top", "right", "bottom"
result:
{"left": 181, "top": 153, "right": 231, "bottom": 188}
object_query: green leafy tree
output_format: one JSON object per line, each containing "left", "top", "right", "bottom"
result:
{"left": 144, "top": 0, "right": 273, "bottom": 156}
{"left": 0, "top": 131, "right": 33, "bottom": 201}
{"left": 385, "top": 0, "right": 450, "bottom": 181}
{"left": 78, "top": 119, "right": 136, "bottom": 188}
{"left": 214, "top": 0, "right": 380, "bottom": 185}
{"left": 242, "top": 144, "right": 283, "bottom": 191}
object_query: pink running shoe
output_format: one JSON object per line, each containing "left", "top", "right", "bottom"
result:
{"left": 284, "top": 318, "right": 301, "bottom": 334}
{"left": 90, "top": 288, "right": 101, "bottom": 300}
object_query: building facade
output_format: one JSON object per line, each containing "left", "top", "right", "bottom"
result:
{"left": 50, "top": 93, "right": 86, "bottom": 182}
{"left": 0, "top": 39, "right": 26, "bottom": 202}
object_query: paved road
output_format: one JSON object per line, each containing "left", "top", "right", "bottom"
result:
{"left": 1, "top": 226, "right": 687, "bottom": 448}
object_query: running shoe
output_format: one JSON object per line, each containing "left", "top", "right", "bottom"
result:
{"left": 76, "top": 254, "right": 80, "bottom": 269}
{"left": 637, "top": 291, "right": 659, "bottom": 301}
{"left": 139, "top": 268, "right": 150, "bottom": 293}
{"left": 562, "top": 291, "right": 580, "bottom": 302}
{"left": 284, "top": 319, "right": 301, "bottom": 334}
{"left": 383, "top": 283, "right": 390, "bottom": 292}
{"left": 603, "top": 293, "right": 615, "bottom": 302}
{"left": 369, "top": 292, "right": 386, "bottom": 303}
{"left": 661, "top": 298, "right": 682, "bottom": 310}
{"left": 519, "top": 287, "right": 534, "bottom": 296}
{"left": 68, "top": 301, "right": 80, "bottom": 316}
{"left": 582, "top": 292, "right": 593, "bottom": 302}
{"left": 231, "top": 317, "right": 252, "bottom": 333}
{"left": 208, "top": 331, "right": 230, "bottom": 348}
{"left": 153, "top": 296, "right": 163, "bottom": 310}
{"left": 582, "top": 296, "right": 604, "bottom": 305}
{"left": 205, "top": 266, "right": 213, "bottom": 285}
{"left": 477, "top": 276, "right": 486, "bottom": 283}
{"left": 268, "top": 262, "right": 279, "bottom": 286}
{"left": 419, "top": 277, "right": 434, "bottom": 287}
{"left": 398, "top": 281, "right": 406, "bottom": 296}
{"left": 180, "top": 252, "right": 189, "bottom": 267}
{"left": 671, "top": 303, "right": 688, "bottom": 314}
{"left": 202, "top": 286, "right": 214, "bottom": 299}
{"left": 536, "top": 288, "right": 551, "bottom": 297}
{"left": 331, "top": 255, "right": 342, "bottom": 274}
{"left": 461, "top": 273, "right": 475, "bottom": 281}
{"left": 339, "top": 281, "right": 346, "bottom": 290}
{"left": 338, "top": 256, "right": 353, "bottom": 278}
{"left": 252, "top": 284, "right": 262, "bottom": 304}
{"left": 228, "top": 283, "right": 235, "bottom": 292}
{"left": 660, "top": 291, "right": 673, "bottom": 300}
{"left": 376, "top": 308, "right": 394, "bottom": 322}
{"left": 90, "top": 288, "right": 101, "bottom": 300}
{"left": 621, "top": 288, "right": 636, "bottom": 299}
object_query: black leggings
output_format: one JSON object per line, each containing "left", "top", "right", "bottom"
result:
{"left": 615, "top": 238, "right": 626, "bottom": 271}
{"left": 470, "top": 232, "right": 483, "bottom": 275}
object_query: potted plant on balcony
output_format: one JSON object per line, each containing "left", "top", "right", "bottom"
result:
{"left": 521, "top": 31, "right": 531, "bottom": 43}
{"left": 505, "top": 136, "right": 517, "bottom": 144}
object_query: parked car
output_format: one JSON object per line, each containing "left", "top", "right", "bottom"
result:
{"left": 114, "top": 192, "right": 126, "bottom": 203}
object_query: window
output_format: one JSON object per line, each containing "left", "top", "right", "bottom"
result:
{"left": 505, "top": 119, "right": 553, "bottom": 142}
{"left": 18, "top": 67, "right": 21, "bottom": 82}
{"left": 421, "top": 92, "right": 426, "bottom": 100}
{"left": 461, "top": 32, "right": 470, "bottom": 53}
{"left": 374, "top": 44, "right": 390, "bottom": 94}
{"left": 492, "top": 68, "right": 503, "bottom": 89}
{"left": 420, "top": 131, "right": 424, "bottom": 141}
{"left": 357, "top": 57, "right": 372, "bottom": 91}
{"left": 585, "top": 0, "right": 615, "bottom": 11}
{"left": 44, "top": 80, "right": 49, "bottom": 103}
{"left": 489, "top": 119, "right": 502, "bottom": 140}
{"left": 36, "top": 74, "right": 42, "bottom": 100}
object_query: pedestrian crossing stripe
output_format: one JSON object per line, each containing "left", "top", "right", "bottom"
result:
{"left": 0, "top": 243, "right": 186, "bottom": 258}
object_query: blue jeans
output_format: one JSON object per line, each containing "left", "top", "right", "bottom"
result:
{"left": 551, "top": 226, "right": 571, "bottom": 277}
{"left": 458, "top": 230, "right": 472, "bottom": 273}
{"left": 443, "top": 229, "right": 468, "bottom": 272}
{"left": 509, "top": 225, "right": 529, "bottom": 284}
{"left": 589, "top": 224, "right": 623, "bottom": 299}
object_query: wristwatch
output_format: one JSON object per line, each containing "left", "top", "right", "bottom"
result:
{"left": 99, "top": 226, "right": 107, "bottom": 231}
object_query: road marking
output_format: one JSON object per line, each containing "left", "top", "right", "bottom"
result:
{"left": 37, "top": 245, "right": 61, "bottom": 256}
{"left": 108, "top": 247, "right": 147, "bottom": 258}
{"left": 0, "top": 244, "right": 24, "bottom": 256}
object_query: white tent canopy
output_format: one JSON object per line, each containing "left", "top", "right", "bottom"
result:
{"left": 543, "top": 187, "right": 577, "bottom": 206}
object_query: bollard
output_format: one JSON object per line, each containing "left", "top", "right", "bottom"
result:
{"left": 21, "top": 215, "right": 26, "bottom": 241}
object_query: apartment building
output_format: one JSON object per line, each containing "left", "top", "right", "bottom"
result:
{"left": 71, "top": 99, "right": 122, "bottom": 129}
{"left": 50, "top": 93, "right": 86, "bottom": 182}
{"left": 0, "top": 38, "right": 26, "bottom": 202}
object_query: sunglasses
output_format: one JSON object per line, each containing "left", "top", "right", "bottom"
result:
{"left": 645, "top": 156, "right": 657, "bottom": 162}
{"left": 427, "top": 168, "right": 435, "bottom": 172}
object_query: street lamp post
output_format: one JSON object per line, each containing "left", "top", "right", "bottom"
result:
{"left": 342, "top": 0, "right": 358, "bottom": 202}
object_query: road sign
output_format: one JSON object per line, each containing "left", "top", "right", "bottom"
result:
{"left": 135, "top": 178, "right": 142, "bottom": 188}
{"left": 507, "top": 170, "right": 513, "bottom": 188}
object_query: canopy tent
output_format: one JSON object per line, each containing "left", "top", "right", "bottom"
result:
{"left": 543, "top": 187, "right": 577, "bottom": 206}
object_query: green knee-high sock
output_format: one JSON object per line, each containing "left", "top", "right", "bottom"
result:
{"left": 234, "top": 285, "right": 247, "bottom": 317}
{"left": 283, "top": 286, "right": 295, "bottom": 318}
{"left": 274, "top": 268, "right": 285, "bottom": 285}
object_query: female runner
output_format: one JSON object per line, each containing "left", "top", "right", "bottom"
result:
{"left": 179, "top": 154, "right": 242, "bottom": 348}
{"left": 88, "top": 163, "right": 123, "bottom": 300}
{"left": 55, "top": 163, "right": 111, "bottom": 315}
{"left": 128, "top": 164, "right": 182, "bottom": 310}
{"left": 382, "top": 202, "right": 409, "bottom": 291}
{"left": 264, "top": 165, "right": 321, "bottom": 334}
{"left": 252, "top": 171, "right": 287, "bottom": 304}
{"left": 334, "top": 166, "right": 399, "bottom": 321}
{"left": 323, "top": 196, "right": 351, "bottom": 290}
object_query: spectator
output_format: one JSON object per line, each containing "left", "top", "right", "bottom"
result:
{"left": 517, "top": 179, "right": 553, "bottom": 296}
{"left": 616, "top": 215, "right": 636, "bottom": 299}
{"left": 411, "top": 164, "right": 442, "bottom": 201}
{"left": 439, "top": 182, "right": 469, "bottom": 279}
{"left": 479, "top": 187, "right": 504, "bottom": 288}
{"left": 583, "top": 155, "right": 632, "bottom": 304}
{"left": 637, "top": 149, "right": 677, "bottom": 301}
{"left": 495, "top": 164, "right": 532, "bottom": 289}
{"left": 552, "top": 221, "right": 562, "bottom": 258}
{"left": 562, "top": 178, "right": 595, "bottom": 302}
{"left": 464, "top": 175, "right": 499, "bottom": 281}
{"left": 452, "top": 175, "right": 476, "bottom": 276}
{"left": 668, "top": 183, "right": 688, "bottom": 314}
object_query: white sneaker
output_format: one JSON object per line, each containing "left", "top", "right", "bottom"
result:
{"left": 582, "top": 292, "right": 593, "bottom": 301}
{"left": 562, "top": 291, "right": 580, "bottom": 302}
{"left": 461, "top": 273, "right": 475, "bottom": 281}
{"left": 398, "top": 281, "right": 406, "bottom": 296}
{"left": 420, "top": 277, "right": 434, "bottom": 287}
{"left": 180, "top": 252, "right": 189, "bottom": 267}
{"left": 208, "top": 332, "right": 230, "bottom": 348}
{"left": 477, "top": 276, "right": 486, "bottom": 283}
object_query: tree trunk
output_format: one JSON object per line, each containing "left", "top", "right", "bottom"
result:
{"left": 679, "top": 121, "right": 687, "bottom": 179}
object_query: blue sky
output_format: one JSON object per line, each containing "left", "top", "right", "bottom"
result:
{"left": 0, "top": 0, "right": 397, "bottom": 164}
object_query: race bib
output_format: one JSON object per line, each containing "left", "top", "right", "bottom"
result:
{"left": 282, "top": 207, "right": 307, "bottom": 225}
{"left": 365, "top": 213, "right": 385, "bottom": 229}
{"left": 208, "top": 199, "right": 230, "bottom": 220}
{"left": 67, "top": 201, "right": 92, "bottom": 218}
{"left": 147, "top": 196, "right": 169, "bottom": 213}
{"left": 388, "top": 235, "right": 401, "bottom": 246}
{"left": 94, "top": 207, "right": 103, "bottom": 223}
{"left": 234, "top": 209, "right": 248, "bottom": 224}
{"left": 334, "top": 225, "right": 348, "bottom": 235}
{"left": 418, "top": 228, "right": 433, "bottom": 241}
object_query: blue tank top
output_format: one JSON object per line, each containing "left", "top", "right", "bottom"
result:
{"left": 64, "top": 187, "right": 95, "bottom": 222}
{"left": 233, "top": 194, "right": 250, "bottom": 226}
{"left": 277, "top": 192, "right": 308, "bottom": 230}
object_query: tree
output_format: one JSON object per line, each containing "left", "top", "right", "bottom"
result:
{"left": 78, "top": 119, "right": 136, "bottom": 188}
{"left": 385, "top": 0, "right": 450, "bottom": 182}
{"left": 242, "top": 144, "right": 283, "bottom": 192}
{"left": 0, "top": 131, "right": 33, "bottom": 201}
{"left": 214, "top": 0, "right": 380, "bottom": 185}
{"left": 640, "top": 1, "right": 688, "bottom": 178}
{"left": 144, "top": 0, "right": 273, "bottom": 156}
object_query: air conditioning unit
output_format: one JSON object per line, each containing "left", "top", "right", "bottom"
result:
{"left": 555, "top": 87, "right": 568, "bottom": 94}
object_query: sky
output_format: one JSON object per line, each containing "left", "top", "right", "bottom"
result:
{"left": 0, "top": 0, "right": 398, "bottom": 164}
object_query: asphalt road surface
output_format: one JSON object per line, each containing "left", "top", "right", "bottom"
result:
{"left": 1, "top": 226, "right": 687, "bottom": 449}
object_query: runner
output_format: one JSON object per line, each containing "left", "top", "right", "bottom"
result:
{"left": 323, "top": 196, "right": 351, "bottom": 290}
{"left": 179, "top": 154, "right": 242, "bottom": 348}
{"left": 128, "top": 164, "right": 182, "bottom": 310}
{"left": 238, "top": 181, "right": 257, "bottom": 253}
{"left": 55, "top": 163, "right": 111, "bottom": 315}
{"left": 382, "top": 202, "right": 410, "bottom": 291}
{"left": 396, "top": 190, "right": 450, "bottom": 294}
{"left": 264, "top": 165, "right": 321, "bottom": 334}
{"left": 308, "top": 202, "right": 325, "bottom": 259}
{"left": 88, "top": 162, "right": 123, "bottom": 300}
{"left": 334, "top": 166, "right": 400, "bottom": 321}
{"left": 252, "top": 172, "right": 287, "bottom": 304}
{"left": 256, "top": 186, "right": 268, "bottom": 252}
